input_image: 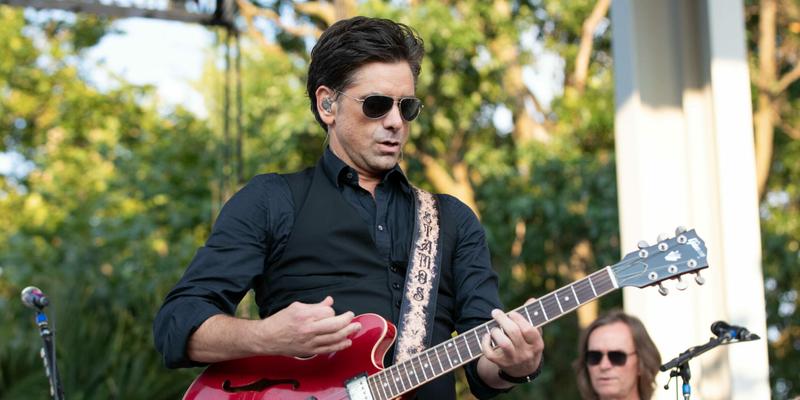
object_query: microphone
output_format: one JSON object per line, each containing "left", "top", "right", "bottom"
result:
{"left": 710, "top": 320, "right": 760, "bottom": 341}
{"left": 20, "top": 286, "right": 50, "bottom": 309}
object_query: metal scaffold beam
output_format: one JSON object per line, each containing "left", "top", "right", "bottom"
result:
{"left": 0, "top": 0, "right": 235, "bottom": 27}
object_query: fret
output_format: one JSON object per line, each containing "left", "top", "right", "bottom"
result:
{"left": 574, "top": 278, "right": 596, "bottom": 304}
{"left": 378, "top": 374, "right": 391, "bottom": 400}
{"left": 452, "top": 339, "right": 463, "bottom": 363}
{"left": 413, "top": 359, "right": 425, "bottom": 385}
{"left": 368, "top": 377, "right": 379, "bottom": 400}
{"left": 463, "top": 335, "right": 474, "bottom": 358}
{"left": 397, "top": 362, "right": 411, "bottom": 391}
{"left": 554, "top": 292, "right": 565, "bottom": 313}
{"left": 606, "top": 265, "right": 619, "bottom": 288}
{"left": 434, "top": 346, "right": 446, "bottom": 373}
{"left": 425, "top": 349, "right": 438, "bottom": 376}
{"left": 375, "top": 373, "right": 387, "bottom": 400}
{"left": 523, "top": 306, "right": 532, "bottom": 324}
{"left": 475, "top": 330, "right": 483, "bottom": 351}
{"left": 588, "top": 275, "right": 598, "bottom": 296}
{"left": 541, "top": 295, "right": 560, "bottom": 320}
{"left": 556, "top": 286, "right": 579, "bottom": 311}
{"left": 446, "top": 341, "right": 461, "bottom": 365}
{"left": 388, "top": 367, "right": 401, "bottom": 396}
{"left": 591, "top": 269, "right": 615, "bottom": 294}
{"left": 407, "top": 361, "right": 420, "bottom": 386}
{"left": 367, "top": 377, "right": 378, "bottom": 400}
{"left": 570, "top": 285, "right": 579, "bottom": 304}
{"left": 526, "top": 300, "right": 547, "bottom": 325}
{"left": 420, "top": 352, "right": 430, "bottom": 380}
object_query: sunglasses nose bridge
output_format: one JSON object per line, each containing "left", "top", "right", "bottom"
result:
{"left": 587, "top": 351, "right": 628, "bottom": 367}
{"left": 387, "top": 98, "right": 416, "bottom": 121}
{"left": 381, "top": 99, "right": 405, "bottom": 124}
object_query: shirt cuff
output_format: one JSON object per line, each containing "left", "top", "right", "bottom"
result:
{"left": 464, "top": 358, "right": 513, "bottom": 399}
{"left": 155, "top": 300, "right": 225, "bottom": 369}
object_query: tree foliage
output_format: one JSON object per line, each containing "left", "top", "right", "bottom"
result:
{"left": 745, "top": 0, "right": 800, "bottom": 398}
{"left": 0, "top": 7, "right": 210, "bottom": 398}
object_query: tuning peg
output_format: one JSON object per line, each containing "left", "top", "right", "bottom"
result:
{"left": 657, "top": 232, "right": 669, "bottom": 242}
{"left": 694, "top": 272, "right": 705, "bottom": 285}
{"left": 637, "top": 240, "right": 649, "bottom": 249}
{"left": 676, "top": 276, "right": 688, "bottom": 291}
{"left": 658, "top": 283, "right": 669, "bottom": 296}
{"left": 675, "top": 226, "right": 687, "bottom": 235}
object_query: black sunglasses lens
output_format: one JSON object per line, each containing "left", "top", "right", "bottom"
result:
{"left": 586, "top": 351, "right": 628, "bottom": 366}
{"left": 361, "top": 95, "right": 422, "bottom": 121}
{"left": 400, "top": 98, "right": 422, "bottom": 121}
{"left": 608, "top": 351, "right": 628, "bottom": 366}
{"left": 586, "top": 351, "right": 603, "bottom": 366}
{"left": 362, "top": 96, "right": 394, "bottom": 118}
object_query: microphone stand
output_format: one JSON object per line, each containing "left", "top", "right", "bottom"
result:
{"left": 660, "top": 333, "right": 759, "bottom": 400}
{"left": 33, "top": 309, "right": 65, "bottom": 400}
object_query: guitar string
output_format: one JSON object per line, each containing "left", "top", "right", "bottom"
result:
{"left": 370, "top": 252, "right": 702, "bottom": 399}
{"left": 369, "top": 266, "right": 620, "bottom": 399}
{"left": 388, "top": 269, "right": 613, "bottom": 397}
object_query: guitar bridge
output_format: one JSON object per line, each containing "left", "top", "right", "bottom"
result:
{"left": 345, "top": 374, "right": 374, "bottom": 400}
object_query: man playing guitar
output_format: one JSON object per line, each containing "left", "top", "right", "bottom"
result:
{"left": 154, "top": 16, "right": 544, "bottom": 400}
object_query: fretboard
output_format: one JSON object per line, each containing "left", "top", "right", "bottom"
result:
{"left": 366, "top": 266, "right": 618, "bottom": 400}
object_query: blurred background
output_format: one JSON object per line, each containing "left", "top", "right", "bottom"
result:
{"left": 0, "top": 0, "right": 797, "bottom": 399}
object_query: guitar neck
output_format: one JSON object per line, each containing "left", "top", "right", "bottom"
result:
{"left": 367, "top": 267, "right": 619, "bottom": 399}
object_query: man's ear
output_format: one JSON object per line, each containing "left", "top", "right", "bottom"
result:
{"left": 315, "top": 86, "right": 336, "bottom": 125}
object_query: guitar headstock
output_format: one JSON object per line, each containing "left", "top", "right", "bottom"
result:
{"left": 611, "top": 227, "right": 708, "bottom": 295}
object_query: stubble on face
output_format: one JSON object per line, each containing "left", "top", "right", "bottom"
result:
{"left": 326, "top": 62, "right": 415, "bottom": 183}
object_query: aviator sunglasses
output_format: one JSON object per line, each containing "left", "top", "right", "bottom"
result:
{"left": 586, "top": 350, "right": 636, "bottom": 367}
{"left": 335, "top": 90, "right": 423, "bottom": 121}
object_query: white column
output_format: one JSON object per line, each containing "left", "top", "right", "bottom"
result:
{"left": 611, "top": 1, "right": 770, "bottom": 399}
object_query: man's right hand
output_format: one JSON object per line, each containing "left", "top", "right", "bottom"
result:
{"left": 186, "top": 296, "right": 361, "bottom": 363}
{"left": 256, "top": 296, "right": 361, "bottom": 357}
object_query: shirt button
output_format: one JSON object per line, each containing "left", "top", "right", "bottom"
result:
{"left": 392, "top": 282, "right": 401, "bottom": 290}
{"left": 377, "top": 224, "right": 384, "bottom": 231}
{"left": 395, "top": 300, "right": 402, "bottom": 308}
{"left": 390, "top": 266, "right": 398, "bottom": 273}
{"left": 346, "top": 172, "right": 353, "bottom": 179}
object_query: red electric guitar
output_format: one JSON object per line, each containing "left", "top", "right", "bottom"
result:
{"left": 184, "top": 228, "right": 709, "bottom": 400}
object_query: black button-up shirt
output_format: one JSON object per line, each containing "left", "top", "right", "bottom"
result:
{"left": 154, "top": 148, "right": 507, "bottom": 399}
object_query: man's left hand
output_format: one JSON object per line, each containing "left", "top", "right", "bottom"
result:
{"left": 477, "top": 298, "right": 544, "bottom": 387}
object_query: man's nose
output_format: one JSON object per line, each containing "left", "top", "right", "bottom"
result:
{"left": 599, "top": 356, "right": 615, "bottom": 369}
{"left": 382, "top": 101, "right": 404, "bottom": 129}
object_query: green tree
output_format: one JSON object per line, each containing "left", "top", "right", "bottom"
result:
{"left": 0, "top": 7, "right": 213, "bottom": 398}
{"left": 745, "top": 0, "right": 800, "bottom": 398}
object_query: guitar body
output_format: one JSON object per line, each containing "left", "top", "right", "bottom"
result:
{"left": 183, "top": 314, "right": 397, "bottom": 400}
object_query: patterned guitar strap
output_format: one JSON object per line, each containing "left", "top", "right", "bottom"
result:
{"left": 392, "top": 187, "right": 443, "bottom": 364}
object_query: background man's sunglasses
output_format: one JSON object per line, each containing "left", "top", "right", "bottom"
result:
{"left": 336, "top": 90, "right": 423, "bottom": 121}
{"left": 586, "top": 350, "right": 636, "bottom": 366}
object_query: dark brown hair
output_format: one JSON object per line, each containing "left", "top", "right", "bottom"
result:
{"left": 573, "top": 310, "right": 662, "bottom": 400}
{"left": 306, "top": 16, "right": 425, "bottom": 132}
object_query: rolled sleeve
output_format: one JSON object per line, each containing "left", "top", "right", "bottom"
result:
{"left": 152, "top": 174, "right": 293, "bottom": 368}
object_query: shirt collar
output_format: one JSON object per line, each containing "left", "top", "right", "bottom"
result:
{"left": 321, "top": 147, "right": 411, "bottom": 193}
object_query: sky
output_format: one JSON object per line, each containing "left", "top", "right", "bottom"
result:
{"left": 84, "top": 17, "right": 215, "bottom": 118}
{"left": 1, "top": 17, "right": 214, "bottom": 177}
{"left": 83, "top": 18, "right": 563, "bottom": 131}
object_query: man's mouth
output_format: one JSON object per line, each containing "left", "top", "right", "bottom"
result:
{"left": 377, "top": 140, "right": 400, "bottom": 152}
